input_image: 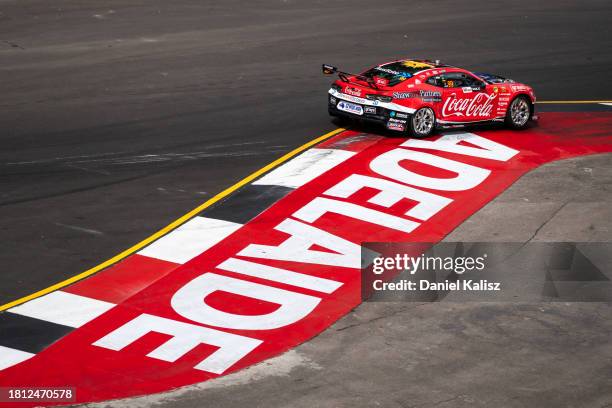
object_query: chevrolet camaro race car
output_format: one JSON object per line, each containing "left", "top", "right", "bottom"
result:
{"left": 323, "top": 59, "right": 537, "bottom": 137}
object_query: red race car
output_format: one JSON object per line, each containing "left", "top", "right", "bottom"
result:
{"left": 323, "top": 59, "right": 536, "bottom": 137}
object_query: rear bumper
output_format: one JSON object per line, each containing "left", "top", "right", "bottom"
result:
{"left": 328, "top": 93, "right": 411, "bottom": 131}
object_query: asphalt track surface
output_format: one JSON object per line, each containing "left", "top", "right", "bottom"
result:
{"left": 2, "top": 0, "right": 612, "bottom": 304}
{"left": 1, "top": 0, "right": 611, "bottom": 406}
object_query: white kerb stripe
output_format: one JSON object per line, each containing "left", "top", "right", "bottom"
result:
{"left": 9, "top": 291, "right": 115, "bottom": 328}
{"left": 0, "top": 345, "right": 34, "bottom": 371}
{"left": 253, "top": 148, "right": 355, "bottom": 188}
{"left": 138, "top": 216, "right": 242, "bottom": 264}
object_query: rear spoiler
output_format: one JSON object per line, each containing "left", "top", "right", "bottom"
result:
{"left": 322, "top": 64, "right": 379, "bottom": 90}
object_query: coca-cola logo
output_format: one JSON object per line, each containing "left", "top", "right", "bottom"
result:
{"left": 344, "top": 86, "right": 362, "bottom": 97}
{"left": 442, "top": 92, "right": 497, "bottom": 117}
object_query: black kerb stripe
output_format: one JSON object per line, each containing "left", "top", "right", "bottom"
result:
{"left": 0, "top": 312, "right": 73, "bottom": 354}
{"left": 201, "top": 184, "right": 294, "bottom": 224}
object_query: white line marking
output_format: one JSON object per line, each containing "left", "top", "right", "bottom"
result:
{"left": 0, "top": 345, "right": 34, "bottom": 371}
{"left": 254, "top": 148, "right": 355, "bottom": 188}
{"left": 54, "top": 222, "right": 104, "bottom": 236}
{"left": 600, "top": 103, "right": 612, "bottom": 106}
{"left": 138, "top": 216, "right": 242, "bottom": 264}
{"left": 9, "top": 291, "right": 115, "bottom": 328}
{"left": 217, "top": 257, "right": 343, "bottom": 293}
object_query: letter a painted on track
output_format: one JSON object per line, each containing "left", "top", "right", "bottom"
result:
{"left": 238, "top": 218, "right": 361, "bottom": 268}
{"left": 370, "top": 148, "right": 491, "bottom": 191}
{"left": 401, "top": 133, "right": 519, "bottom": 162}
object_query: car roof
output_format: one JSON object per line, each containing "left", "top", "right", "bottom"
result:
{"left": 380, "top": 58, "right": 453, "bottom": 69}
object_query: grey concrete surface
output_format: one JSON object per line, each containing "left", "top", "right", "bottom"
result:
{"left": 2, "top": 0, "right": 612, "bottom": 303}
{"left": 81, "top": 154, "right": 612, "bottom": 408}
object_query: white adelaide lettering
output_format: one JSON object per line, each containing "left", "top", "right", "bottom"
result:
{"left": 217, "top": 257, "right": 342, "bottom": 294}
{"left": 171, "top": 273, "right": 321, "bottom": 330}
{"left": 370, "top": 148, "right": 490, "bottom": 191}
{"left": 442, "top": 92, "right": 496, "bottom": 117}
{"left": 93, "top": 133, "right": 518, "bottom": 374}
{"left": 293, "top": 196, "right": 419, "bottom": 234}
{"left": 401, "top": 133, "right": 519, "bottom": 162}
{"left": 324, "top": 173, "right": 451, "bottom": 221}
{"left": 93, "top": 313, "right": 262, "bottom": 374}
{"left": 238, "top": 218, "right": 361, "bottom": 268}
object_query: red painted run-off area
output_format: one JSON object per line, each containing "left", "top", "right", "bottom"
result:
{"left": 1, "top": 112, "right": 611, "bottom": 406}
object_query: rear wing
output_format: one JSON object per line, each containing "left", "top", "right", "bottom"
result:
{"left": 322, "top": 64, "right": 379, "bottom": 89}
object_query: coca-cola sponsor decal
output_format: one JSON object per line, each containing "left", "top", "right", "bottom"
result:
{"left": 442, "top": 92, "right": 497, "bottom": 118}
{"left": 344, "top": 86, "right": 362, "bottom": 97}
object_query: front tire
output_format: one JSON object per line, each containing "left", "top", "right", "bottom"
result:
{"left": 505, "top": 95, "right": 532, "bottom": 129}
{"left": 409, "top": 107, "right": 436, "bottom": 138}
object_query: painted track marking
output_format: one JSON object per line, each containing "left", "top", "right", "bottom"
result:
{"left": 1, "top": 113, "right": 610, "bottom": 407}
{"left": 0, "top": 127, "right": 345, "bottom": 312}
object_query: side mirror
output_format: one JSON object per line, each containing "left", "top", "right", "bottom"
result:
{"left": 322, "top": 64, "right": 337, "bottom": 75}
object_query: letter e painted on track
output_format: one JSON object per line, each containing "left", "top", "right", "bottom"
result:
{"left": 93, "top": 313, "right": 262, "bottom": 374}
{"left": 324, "top": 174, "right": 452, "bottom": 221}
{"left": 293, "top": 197, "right": 419, "bottom": 234}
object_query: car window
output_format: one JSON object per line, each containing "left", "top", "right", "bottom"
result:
{"left": 427, "top": 72, "right": 485, "bottom": 89}
{"left": 426, "top": 75, "right": 444, "bottom": 87}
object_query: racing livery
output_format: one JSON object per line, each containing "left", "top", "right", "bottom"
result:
{"left": 323, "top": 59, "right": 537, "bottom": 137}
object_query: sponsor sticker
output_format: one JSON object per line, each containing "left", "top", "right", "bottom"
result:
{"left": 344, "top": 86, "right": 362, "bottom": 97}
{"left": 337, "top": 100, "right": 364, "bottom": 116}
{"left": 420, "top": 90, "right": 442, "bottom": 102}
{"left": 374, "top": 77, "right": 389, "bottom": 87}
{"left": 387, "top": 118, "right": 406, "bottom": 131}
{"left": 511, "top": 85, "right": 529, "bottom": 92}
{"left": 393, "top": 91, "right": 418, "bottom": 99}
{"left": 442, "top": 92, "right": 497, "bottom": 118}
{"left": 392, "top": 90, "right": 441, "bottom": 101}
{"left": 364, "top": 106, "right": 377, "bottom": 114}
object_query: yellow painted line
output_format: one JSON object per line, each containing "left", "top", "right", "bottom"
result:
{"left": 0, "top": 127, "right": 346, "bottom": 312}
{"left": 536, "top": 100, "right": 612, "bottom": 104}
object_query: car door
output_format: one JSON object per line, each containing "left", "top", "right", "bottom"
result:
{"left": 435, "top": 71, "right": 498, "bottom": 123}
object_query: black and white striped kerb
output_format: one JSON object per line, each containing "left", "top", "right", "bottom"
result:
{"left": 0, "top": 146, "right": 356, "bottom": 371}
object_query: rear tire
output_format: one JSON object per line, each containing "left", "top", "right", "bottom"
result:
{"left": 505, "top": 95, "right": 532, "bottom": 129}
{"left": 409, "top": 107, "right": 436, "bottom": 138}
